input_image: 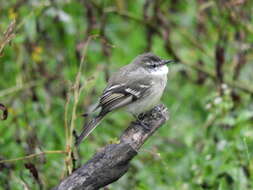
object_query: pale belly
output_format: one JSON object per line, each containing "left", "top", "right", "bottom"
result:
{"left": 125, "top": 75, "right": 167, "bottom": 115}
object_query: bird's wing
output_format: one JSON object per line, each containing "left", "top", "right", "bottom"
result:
{"left": 97, "top": 80, "right": 151, "bottom": 116}
{"left": 76, "top": 81, "right": 151, "bottom": 146}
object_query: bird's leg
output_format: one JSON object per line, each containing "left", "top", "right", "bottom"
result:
{"left": 132, "top": 113, "right": 150, "bottom": 131}
{"left": 137, "top": 112, "right": 146, "bottom": 120}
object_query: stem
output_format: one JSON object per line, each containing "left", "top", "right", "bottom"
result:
{"left": 65, "top": 35, "right": 99, "bottom": 173}
{"left": 0, "top": 150, "right": 67, "bottom": 163}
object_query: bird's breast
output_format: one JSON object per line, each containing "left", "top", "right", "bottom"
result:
{"left": 126, "top": 73, "right": 168, "bottom": 115}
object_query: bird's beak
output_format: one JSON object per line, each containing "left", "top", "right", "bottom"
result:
{"left": 162, "top": 60, "right": 175, "bottom": 65}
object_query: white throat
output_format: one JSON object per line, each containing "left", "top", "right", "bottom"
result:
{"left": 150, "top": 65, "right": 169, "bottom": 76}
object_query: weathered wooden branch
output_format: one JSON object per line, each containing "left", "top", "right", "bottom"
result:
{"left": 54, "top": 104, "right": 169, "bottom": 190}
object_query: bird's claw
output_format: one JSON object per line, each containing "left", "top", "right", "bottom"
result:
{"left": 133, "top": 119, "right": 150, "bottom": 131}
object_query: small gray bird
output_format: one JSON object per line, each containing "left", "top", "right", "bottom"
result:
{"left": 76, "top": 53, "right": 173, "bottom": 146}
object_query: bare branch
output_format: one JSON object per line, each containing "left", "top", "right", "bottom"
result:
{"left": 54, "top": 104, "right": 169, "bottom": 190}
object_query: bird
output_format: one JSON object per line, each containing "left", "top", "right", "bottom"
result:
{"left": 75, "top": 52, "right": 173, "bottom": 146}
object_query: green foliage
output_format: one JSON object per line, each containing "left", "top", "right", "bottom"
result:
{"left": 0, "top": 0, "right": 253, "bottom": 189}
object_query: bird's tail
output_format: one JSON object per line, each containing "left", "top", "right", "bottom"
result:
{"left": 75, "top": 115, "right": 103, "bottom": 146}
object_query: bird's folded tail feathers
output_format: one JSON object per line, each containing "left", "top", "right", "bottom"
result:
{"left": 75, "top": 115, "right": 103, "bottom": 146}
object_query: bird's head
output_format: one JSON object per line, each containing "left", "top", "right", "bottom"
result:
{"left": 132, "top": 52, "right": 173, "bottom": 75}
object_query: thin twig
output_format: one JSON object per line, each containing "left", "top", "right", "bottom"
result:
{"left": 183, "top": 62, "right": 253, "bottom": 94}
{"left": 0, "top": 80, "right": 43, "bottom": 98}
{"left": 64, "top": 90, "right": 71, "bottom": 174}
{"left": 0, "top": 150, "right": 67, "bottom": 164}
{"left": 65, "top": 35, "right": 99, "bottom": 173}
{"left": 0, "top": 20, "right": 16, "bottom": 55}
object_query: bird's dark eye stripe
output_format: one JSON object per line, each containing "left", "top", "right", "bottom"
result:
{"left": 146, "top": 62, "right": 156, "bottom": 67}
{"left": 146, "top": 61, "right": 164, "bottom": 67}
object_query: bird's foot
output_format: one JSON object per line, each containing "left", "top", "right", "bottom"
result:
{"left": 137, "top": 113, "right": 146, "bottom": 120}
{"left": 133, "top": 113, "right": 150, "bottom": 131}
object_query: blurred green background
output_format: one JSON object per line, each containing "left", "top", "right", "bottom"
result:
{"left": 0, "top": 0, "right": 253, "bottom": 189}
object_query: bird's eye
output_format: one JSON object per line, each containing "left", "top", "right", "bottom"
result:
{"left": 146, "top": 62, "right": 157, "bottom": 69}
